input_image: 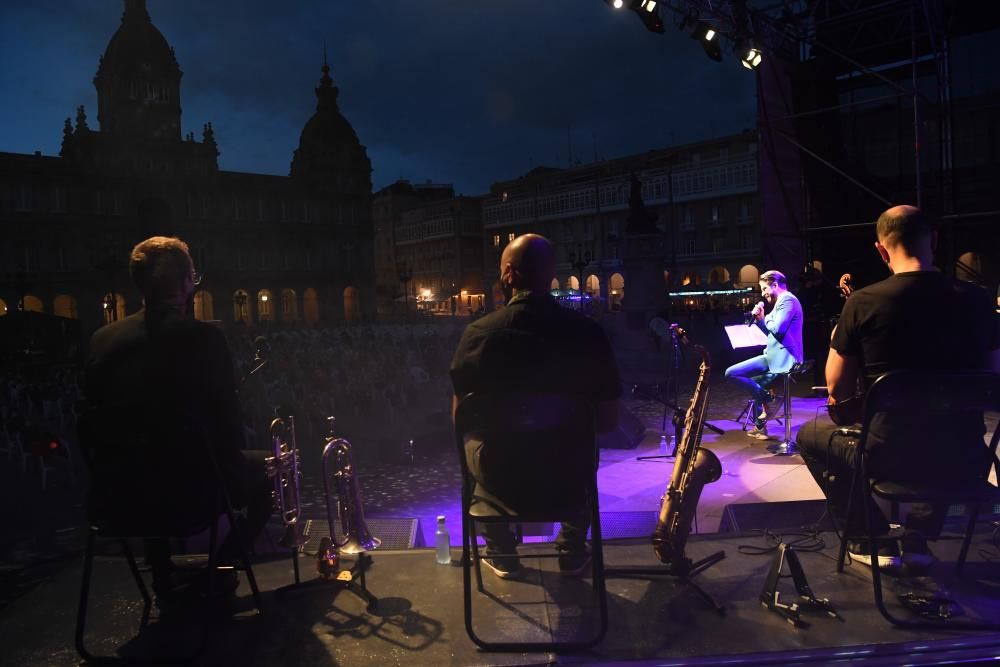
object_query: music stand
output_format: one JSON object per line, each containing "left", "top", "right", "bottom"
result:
{"left": 635, "top": 320, "right": 723, "bottom": 462}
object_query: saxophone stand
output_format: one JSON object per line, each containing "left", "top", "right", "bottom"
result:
{"left": 605, "top": 550, "right": 727, "bottom": 615}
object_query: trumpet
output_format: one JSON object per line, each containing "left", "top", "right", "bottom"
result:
{"left": 317, "top": 416, "right": 380, "bottom": 576}
{"left": 265, "top": 416, "right": 307, "bottom": 550}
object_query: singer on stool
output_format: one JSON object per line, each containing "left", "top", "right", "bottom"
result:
{"left": 724, "top": 270, "right": 804, "bottom": 443}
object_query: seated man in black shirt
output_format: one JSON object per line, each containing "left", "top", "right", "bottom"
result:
{"left": 796, "top": 205, "right": 999, "bottom": 573}
{"left": 84, "top": 236, "right": 273, "bottom": 599}
{"left": 450, "top": 234, "right": 622, "bottom": 579}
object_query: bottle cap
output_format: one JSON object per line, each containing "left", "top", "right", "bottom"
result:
{"left": 437, "top": 514, "right": 446, "bottom": 522}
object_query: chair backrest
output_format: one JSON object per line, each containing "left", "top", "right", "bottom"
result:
{"left": 77, "top": 403, "right": 218, "bottom": 536}
{"left": 859, "top": 371, "right": 1000, "bottom": 482}
{"left": 455, "top": 392, "right": 596, "bottom": 513}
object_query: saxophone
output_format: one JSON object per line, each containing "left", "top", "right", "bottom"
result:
{"left": 652, "top": 325, "right": 722, "bottom": 569}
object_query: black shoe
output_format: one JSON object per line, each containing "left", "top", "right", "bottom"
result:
{"left": 848, "top": 539, "right": 901, "bottom": 570}
{"left": 482, "top": 554, "right": 523, "bottom": 579}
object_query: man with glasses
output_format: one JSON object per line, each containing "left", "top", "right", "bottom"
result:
{"left": 84, "top": 236, "right": 272, "bottom": 603}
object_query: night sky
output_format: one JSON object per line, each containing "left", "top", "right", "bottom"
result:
{"left": 0, "top": 0, "right": 757, "bottom": 195}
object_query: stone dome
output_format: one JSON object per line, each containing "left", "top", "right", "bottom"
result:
{"left": 94, "top": 0, "right": 182, "bottom": 140}
{"left": 290, "top": 63, "right": 372, "bottom": 195}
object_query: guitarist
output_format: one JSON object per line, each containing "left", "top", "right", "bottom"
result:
{"left": 796, "top": 205, "right": 999, "bottom": 574}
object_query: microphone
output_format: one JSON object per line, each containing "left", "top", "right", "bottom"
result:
{"left": 746, "top": 301, "right": 765, "bottom": 327}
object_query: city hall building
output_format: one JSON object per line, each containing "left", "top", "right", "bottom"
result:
{"left": 0, "top": 0, "right": 374, "bottom": 334}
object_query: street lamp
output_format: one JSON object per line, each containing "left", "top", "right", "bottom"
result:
{"left": 569, "top": 246, "right": 593, "bottom": 312}
{"left": 397, "top": 263, "right": 413, "bottom": 320}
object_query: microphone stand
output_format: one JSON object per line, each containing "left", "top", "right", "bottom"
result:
{"left": 239, "top": 356, "right": 268, "bottom": 389}
{"left": 636, "top": 326, "right": 723, "bottom": 462}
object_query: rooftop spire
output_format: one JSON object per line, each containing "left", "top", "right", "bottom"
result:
{"left": 316, "top": 57, "right": 338, "bottom": 109}
{"left": 123, "top": 0, "right": 149, "bottom": 22}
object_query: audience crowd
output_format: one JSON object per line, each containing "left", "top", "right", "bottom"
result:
{"left": 227, "top": 319, "right": 467, "bottom": 465}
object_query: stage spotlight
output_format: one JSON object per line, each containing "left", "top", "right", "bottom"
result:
{"left": 738, "top": 43, "right": 763, "bottom": 69}
{"left": 690, "top": 21, "right": 722, "bottom": 61}
{"left": 604, "top": 0, "right": 664, "bottom": 34}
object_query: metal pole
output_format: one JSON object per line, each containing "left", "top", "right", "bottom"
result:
{"left": 910, "top": 5, "right": 923, "bottom": 208}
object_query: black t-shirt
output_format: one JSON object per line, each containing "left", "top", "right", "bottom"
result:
{"left": 832, "top": 271, "right": 998, "bottom": 386}
{"left": 450, "top": 291, "right": 622, "bottom": 404}
{"left": 831, "top": 271, "right": 998, "bottom": 480}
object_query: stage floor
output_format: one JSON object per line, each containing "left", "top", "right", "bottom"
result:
{"left": 3, "top": 527, "right": 999, "bottom": 666}
{"left": 3, "top": 384, "right": 999, "bottom": 664}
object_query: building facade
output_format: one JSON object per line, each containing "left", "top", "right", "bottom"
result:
{"left": 481, "top": 132, "right": 763, "bottom": 313}
{"left": 0, "top": 0, "right": 374, "bottom": 334}
{"left": 371, "top": 180, "right": 457, "bottom": 318}
{"left": 392, "top": 195, "right": 486, "bottom": 317}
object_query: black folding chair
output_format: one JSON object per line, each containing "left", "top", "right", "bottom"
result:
{"left": 75, "top": 405, "right": 263, "bottom": 662}
{"left": 835, "top": 371, "right": 1000, "bottom": 629}
{"left": 454, "top": 392, "right": 608, "bottom": 651}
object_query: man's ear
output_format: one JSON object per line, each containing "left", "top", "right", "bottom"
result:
{"left": 874, "top": 241, "right": 890, "bottom": 265}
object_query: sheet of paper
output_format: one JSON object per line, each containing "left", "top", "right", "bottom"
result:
{"left": 724, "top": 324, "right": 768, "bottom": 349}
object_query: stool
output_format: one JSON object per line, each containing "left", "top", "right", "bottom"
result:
{"left": 767, "top": 360, "right": 813, "bottom": 456}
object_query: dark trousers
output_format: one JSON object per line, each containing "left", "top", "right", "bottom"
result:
{"left": 147, "top": 450, "right": 273, "bottom": 576}
{"left": 795, "top": 415, "right": 946, "bottom": 538}
{"left": 725, "top": 355, "right": 779, "bottom": 429}
{"left": 464, "top": 437, "right": 590, "bottom": 554}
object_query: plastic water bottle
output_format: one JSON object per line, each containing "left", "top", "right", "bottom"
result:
{"left": 435, "top": 515, "right": 451, "bottom": 565}
{"left": 659, "top": 434, "right": 668, "bottom": 454}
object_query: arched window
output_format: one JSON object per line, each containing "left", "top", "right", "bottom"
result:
{"left": 550, "top": 278, "right": 560, "bottom": 290}
{"left": 585, "top": 274, "right": 600, "bottom": 298}
{"left": 53, "top": 294, "right": 78, "bottom": 319}
{"left": 0, "top": 298, "right": 7, "bottom": 316}
{"left": 303, "top": 288, "right": 320, "bottom": 325}
{"left": 609, "top": 273, "right": 624, "bottom": 311}
{"left": 343, "top": 286, "right": 360, "bottom": 322}
{"left": 22, "top": 295, "right": 44, "bottom": 313}
{"left": 257, "top": 289, "right": 273, "bottom": 321}
{"left": 681, "top": 272, "right": 700, "bottom": 286}
{"left": 233, "top": 290, "right": 251, "bottom": 325}
{"left": 281, "top": 289, "right": 298, "bottom": 322}
{"left": 193, "top": 290, "right": 214, "bottom": 321}
{"left": 737, "top": 264, "right": 759, "bottom": 287}
{"left": 708, "top": 266, "right": 731, "bottom": 284}
{"left": 567, "top": 276, "right": 580, "bottom": 291}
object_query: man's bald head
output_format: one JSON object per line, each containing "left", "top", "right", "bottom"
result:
{"left": 876, "top": 205, "right": 932, "bottom": 251}
{"left": 500, "top": 234, "right": 556, "bottom": 294}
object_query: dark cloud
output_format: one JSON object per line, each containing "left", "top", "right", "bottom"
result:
{"left": 0, "top": 0, "right": 756, "bottom": 194}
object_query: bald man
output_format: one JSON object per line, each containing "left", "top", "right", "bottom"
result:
{"left": 796, "top": 205, "right": 999, "bottom": 574}
{"left": 450, "top": 234, "right": 622, "bottom": 579}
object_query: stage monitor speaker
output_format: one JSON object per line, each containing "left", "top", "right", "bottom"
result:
{"left": 302, "top": 517, "right": 424, "bottom": 551}
{"left": 717, "top": 500, "right": 833, "bottom": 534}
{"left": 597, "top": 404, "right": 646, "bottom": 449}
